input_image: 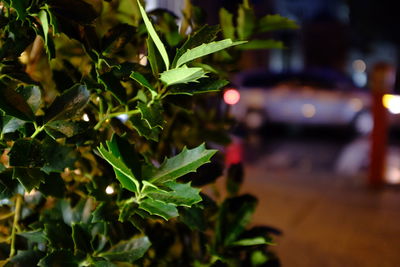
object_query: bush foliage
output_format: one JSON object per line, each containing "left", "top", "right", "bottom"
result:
{"left": 0, "top": 0, "right": 295, "bottom": 266}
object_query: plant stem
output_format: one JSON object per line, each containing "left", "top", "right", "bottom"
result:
{"left": 31, "top": 122, "right": 44, "bottom": 139}
{"left": 94, "top": 110, "right": 140, "bottom": 130}
{"left": 9, "top": 194, "right": 22, "bottom": 258}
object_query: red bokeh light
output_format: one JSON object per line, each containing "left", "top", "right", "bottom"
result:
{"left": 223, "top": 88, "right": 240, "bottom": 105}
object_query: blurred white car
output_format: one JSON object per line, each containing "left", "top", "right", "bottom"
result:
{"left": 225, "top": 70, "right": 400, "bottom": 135}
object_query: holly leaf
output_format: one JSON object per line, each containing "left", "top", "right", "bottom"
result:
{"left": 99, "top": 236, "right": 151, "bottom": 263}
{"left": 144, "top": 143, "right": 217, "bottom": 184}
{"left": 44, "top": 84, "right": 90, "bottom": 122}
{"left": 44, "top": 222, "right": 74, "bottom": 249}
{"left": 237, "top": 3, "right": 256, "bottom": 40}
{"left": 72, "top": 223, "right": 93, "bottom": 253}
{"left": 106, "top": 134, "right": 142, "bottom": 179}
{"left": 13, "top": 167, "right": 45, "bottom": 192}
{"left": 236, "top": 39, "right": 285, "bottom": 50}
{"left": 39, "top": 173, "right": 66, "bottom": 198}
{"left": 10, "top": 0, "right": 29, "bottom": 20}
{"left": 216, "top": 195, "right": 258, "bottom": 246}
{"left": 98, "top": 71, "right": 127, "bottom": 104}
{"left": 0, "top": 169, "right": 19, "bottom": 199}
{"left": 9, "top": 139, "right": 44, "bottom": 168}
{"left": 130, "top": 114, "right": 160, "bottom": 141}
{"left": 230, "top": 236, "right": 274, "bottom": 247}
{"left": 137, "top": 101, "right": 164, "bottom": 129}
{"left": 160, "top": 66, "right": 208, "bottom": 86}
{"left": 258, "top": 14, "right": 298, "bottom": 33}
{"left": 137, "top": 0, "right": 170, "bottom": 70}
{"left": 175, "top": 39, "right": 247, "bottom": 68}
{"left": 147, "top": 181, "right": 202, "bottom": 207}
{"left": 172, "top": 25, "right": 221, "bottom": 68}
{"left": 16, "top": 85, "right": 42, "bottom": 113}
{"left": 45, "top": 120, "right": 90, "bottom": 139}
{"left": 0, "top": 84, "right": 35, "bottom": 121}
{"left": 9, "top": 250, "right": 45, "bottom": 267}
{"left": 19, "top": 229, "right": 47, "bottom": 243}
{"left": 38, "top": 250, "right": 80, "bottom": 267}
{"left": 41, "top": 138, "right": 76, "bottom": 173}
{"left": 97, "top": 144, "right": 139, "bottom": 193}
{"left": 219, "top": 8, "right": 235, "bottom": 39}
{"left": 1, "top": 116, "right": 25, "bottom": 134}
{"left": 168, "top": 78, "right": 228, "bottom": 96}
{"left": 130, "top": 72, "right": 157, "bottom": 98}
{"left": 139, "top": 198, "right": 178, "bottom": 220}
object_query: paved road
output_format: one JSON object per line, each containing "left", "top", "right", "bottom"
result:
{"left": 235, "top": 130, "right": 400, "bottom": 267}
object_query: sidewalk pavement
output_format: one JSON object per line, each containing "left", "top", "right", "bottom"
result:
{"left": 240, "top": 167, "right": 400, "bottom": 267}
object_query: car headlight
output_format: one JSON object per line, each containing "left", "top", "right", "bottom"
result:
{"left": 382, "top": 94, "right": 400, "bottom": 114}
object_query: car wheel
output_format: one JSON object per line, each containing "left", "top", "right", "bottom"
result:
{"left": 352, "top": 110, "right": 373, "bottom": 135}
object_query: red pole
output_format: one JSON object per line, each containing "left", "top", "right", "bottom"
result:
{"left": 368, "top": 63, "right": 396, "bottom": 187}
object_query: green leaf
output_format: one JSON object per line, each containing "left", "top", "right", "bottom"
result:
{"left": 0, "top": 169, "right": 20, "bottom": 199}
{"left": 18, "top": 229, "right": 47, "bottom": 243}
{"left": 98, "top": 71, "right": 127, "bottom": 104}
{"left": 38, "top": 250, "right": 80, "bottom": 267}
{"left": 148, "top": 181, "right": 202, "bottom": 207}
{"left": 1, "top": 116, "right": 25, "bottom": 134}
{"left": 101, "top": 23, "right": 136, "bottom": 54}
{"left": 139, "top": 198, "right": 178, "bottom": 220}
{"left": 97, "top": 144, "right": 139, "bottom": 193}
{"left": 45, "top": 120, "right": 90, "bottom": 138}
{"left": 145, "top": 143, "right": 217, "bottom": 184}
{"left": 178, "top": 206, "right": 207, "bottom": 231}
{"left": 92, "top": 260, "right": 117, "bottom": 267}
{"left": 16, "top": 85, "right": 42, "bottom": 113}
{"left": 237, "top": 4, "right": 256, "bottom": 40}
{"left": 137, "top": 101, "right": 164, "bottom": 129}
{"left": 146, "top": 38, "right": 163, "bottom": 76}
{"left": 39, "top": 10, "right": 50, "bottom": 49}
{"left": 44, "top": 222, "right": 74, "bottom": 249}
{"left": 9, "top": 250, "right": 45, "bottom": 267}
{"left": 44, "top": 84, "right": 90, "bottom": 122}
{"left": 107, "top": 134, "right": 142, "bottom": 179}
{"left": 236, "top": 39, "right": 285, "bottom": 50}
{"left": 130, "top": 72, "right": 157, "bottom": 98}
{"left": 38, "top": 173, "right": 66, "bottom": 198}
{"left": 160, "top": 66, "right": 208, "bottom": 86}
{"left": 99, "top": 236, "right": 151, "bottom": 263}
{"left": 216, "top": 195, "right": 258, "bottom": 246}
{"left": 219, "top": 8, "right": 235, "bottom": 39}
{"left": 72, "top": 222, "right": 93, "bottom": 253}
{"left": 137, "top": 0, "right": 170, "bottom": 70}
{"left": 0, "top": 84, "right": 35, "bottom": 121}
{"left": 172, "top": 25, "right": 221, "bottom": 68}
{"left": 130, "top": 114, "right": 160, "bottom": 141}
{"left": 41, "top": 137, "right": 76, "bottom": 173}
{"left": 37, "top": 9, "right": 56, "bottom": 59}
{"left": 251, "top": 251, "right": 269, "bottom": 266}
{"left": 258, "top": 14, "right": 298, "bottom": 33}
{"left": 43, "top": 4, "right": 60, "bottom": 34}
{"left": 9, "top": 139, "right": 44, "bottom": 168}
{"left": 230, "top": 236, "right": 274, "bottom": 246}
{"left": 10, "top": 0, "right": 29, "bottom": 20}
{"left": 13, "top": 168, "right": 45, "bottom": 192}
{"left": 175, "top": 39, "right": 247, "bottom": 68}
{"left": 168, "top": 78, "right": 229, "bottom": 96}
{"left": 92, "top": 202, "right": 119, "bottom": 223}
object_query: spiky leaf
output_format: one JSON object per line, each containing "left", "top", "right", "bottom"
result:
{"left": 175, "top": 39, "right": 247, "bottom": 68}
{"left": 144, "top": 143, "right": 217, "bottom": 184}
{"left": 137, "top": 0, "right": 170, "bottom": 70}
{"left": 160, "top": 66, "right": 208, "bottom": 86}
